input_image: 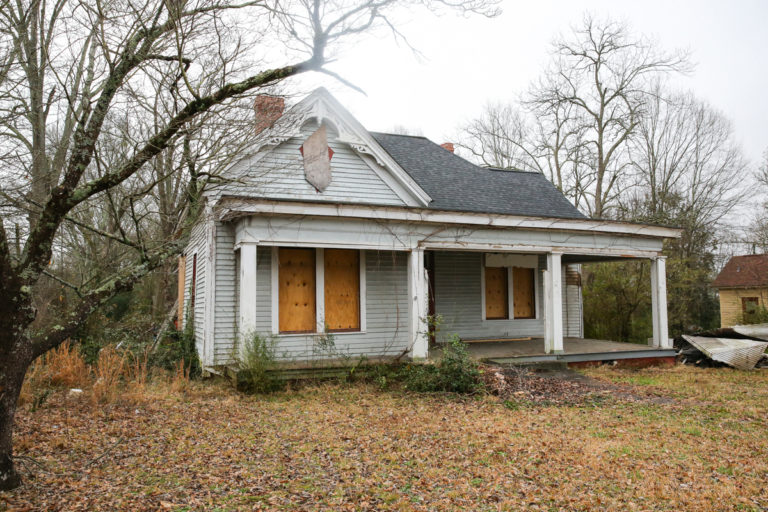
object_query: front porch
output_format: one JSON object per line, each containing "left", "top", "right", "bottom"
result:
{"left": 431, "top": 337, "right": 677, "bottom": 366}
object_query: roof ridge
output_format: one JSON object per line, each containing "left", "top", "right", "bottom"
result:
{"left": 369, "top": 131, "right": 430, "bottom": 140}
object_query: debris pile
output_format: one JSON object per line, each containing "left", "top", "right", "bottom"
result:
{"left": 675, "top": 324, "right": 768, "bottom": 370}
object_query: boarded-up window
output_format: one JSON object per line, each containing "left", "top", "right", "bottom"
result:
{"left": 485, "top": 267, "right": 509, "bottom": 320}
{"left": 324, "top": 249, "right": 360, "bottom": 331}
{"left": 512, "top": 267, "right": 535, "bottom": 319}
{"left": 279, "top": 248, "right": 316, "bottom": 333}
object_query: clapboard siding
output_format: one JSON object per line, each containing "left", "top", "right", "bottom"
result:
{"left": 563, "top": 264, "right": 583, "bottom": 337}
{"left": 219, "top": 125, "right": 406, "bottom": 207}
{"left": 213, "top": 222, "right": 237, "bottom": 364}
{"left": 433, "top": 252, "right": 546, "bottom": 339}
{"left": 232, "top": 249, "right": 409, "bottom": 362}
{"left": 183, "top": 222, "right": 207, "bottom": 357}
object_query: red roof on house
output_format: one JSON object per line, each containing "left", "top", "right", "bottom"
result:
{"left": 711, "top": 254, "right": 768, "bottom": 289}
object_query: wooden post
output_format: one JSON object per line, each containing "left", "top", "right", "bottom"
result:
{"left": 408, "top": 248, "right": 429, "bottom": 359}
{"left": 544, "top": 252, "right": 564, "bottom": 354}
{"left": 650, "top": 256, "right": 671, "bottom": 348}
{"left": 239, "top": 242, "right": 258, "bottom": 348}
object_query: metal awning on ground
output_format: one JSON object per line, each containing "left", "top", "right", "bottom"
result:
{"left": 682, "top": 335, "right": 768, "bottom": 370}
{"left": 732, "top": 323, "right": 768, "bottom": 341}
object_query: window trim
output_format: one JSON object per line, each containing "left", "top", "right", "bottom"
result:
{"left": 480, "top": 254, "right": 539, "bottom": 322}
{"left": 271, "top": 247, "right": 366, "bottom": 336}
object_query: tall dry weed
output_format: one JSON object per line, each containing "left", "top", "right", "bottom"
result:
{"left": 91, "top": 345, "right": 126, "bottom": 405}
{"left": 19, "top": 340, "right": 90, "bottom": 406}
{"left": 46, "top": 340, "right": 90, "bottom": 388}
{"left": 170, "top": 360, "right": 191, "bottom": 394}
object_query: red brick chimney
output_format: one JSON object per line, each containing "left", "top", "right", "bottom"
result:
{"left": 254, "top": 95, "right": 285, "bottom": 134}
{"left": 440, "top": 142, "right": 455, "bottom": 153}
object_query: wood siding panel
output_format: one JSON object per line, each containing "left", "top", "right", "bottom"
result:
{"left": 177, "top": 256, "right": 186, "bottom": 325}
{"left": 182, "top": 222, "right": 206, "bottom": 358}
{"left": 214, "top": 124, "right": 406, "bottom": 207}
{"left": 434, "top": 252, "right": 545, "bottom": 339}
{"left": 563, "top": 265, "right": 583, "bottom": 337}
{"left": 512, "top": 267, "right": 535, "bottom": 319}
{"left": 279, "top": 248, "right": 316, "bottom": 333}
{"left": 212, "top": 223, "right": 237, "bottom": 364}
{"left": 485, "top": 267, "right": 509, "bottom": 319}
{"left": 244, "top": 250, "right": 408, "bottom": 362}
{"left": 324, "top": 249, "right": 360, "bottom": 331}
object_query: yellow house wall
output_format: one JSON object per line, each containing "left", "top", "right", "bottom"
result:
{"left": 718, "top": 288, "right": 768, "bottom": 327}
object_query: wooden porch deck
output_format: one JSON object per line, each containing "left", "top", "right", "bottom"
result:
{"left": 432, "top": 337, "right": 677, "bottom": 366}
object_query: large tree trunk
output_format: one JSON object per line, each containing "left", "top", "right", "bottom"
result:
{"left": 0, "top": 337, "right": 31, "bottom": 491}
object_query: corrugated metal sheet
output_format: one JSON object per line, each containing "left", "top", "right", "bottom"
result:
{"left": 682, "top": 335, "right": 768, "bottom": 370}
{"left": 732, "top": 323, "right": 768, "bottom": 341}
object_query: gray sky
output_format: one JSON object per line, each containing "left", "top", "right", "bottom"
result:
{"left": 300, "top": 0, "right": 767, "bottom": 169}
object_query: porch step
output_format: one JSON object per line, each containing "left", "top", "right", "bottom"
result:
{"left": 487, "top": 360, "right": 568, "bottom": 371}
{"left": 485, "top": 348, "right": 677, "bottom": 368}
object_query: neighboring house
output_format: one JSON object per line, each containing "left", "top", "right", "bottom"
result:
{"left": 179, "top": 88, "right": 680, "bottom": 373}
{"left": 712, "top": 254, "right": 768, "bottom": 327}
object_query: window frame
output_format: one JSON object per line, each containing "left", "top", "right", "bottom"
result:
{"left": 271, "top": 247, "right": 366, "bottom": 335}
{"left": 480, "top": 254, "right": 539, "bottom": 322}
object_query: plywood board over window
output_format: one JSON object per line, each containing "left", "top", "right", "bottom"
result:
{"left": 324, "top": 249, "right": 361, "bottom": 331}
{"left": 513, "top": 267, "right": 535, "bottom": 319}
{"left": 279, "top": 248, "right": 316, "bottom": 333}
{"left": 485, "top": 267, "right": 509, "bottom": 320}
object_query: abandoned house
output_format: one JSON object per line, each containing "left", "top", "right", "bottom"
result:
{"left": 178, "top": 88, "right": 681, "bottom": 373}
{"left": 712, "top": 254, "right": 768, "bottom": 327}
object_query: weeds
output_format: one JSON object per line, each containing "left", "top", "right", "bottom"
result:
{"left": 401, "top": 335, "right": 481, "bottom": 394}
{"left": 236, "top": 332, "right": 283, "bottom": 393}
{"left": 91, "top": 346, "right": 125, "bottom": 405}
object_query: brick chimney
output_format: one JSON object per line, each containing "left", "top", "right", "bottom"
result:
{"left": 254, "top": 94, "right": 285, "bottom": 134}
{"left": 440, "top": 142, "right": 455, "bottom": 153}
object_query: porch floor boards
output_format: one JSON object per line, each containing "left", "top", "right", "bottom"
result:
{"left": 432, "top": 337, "right": 676, "bottom": 365}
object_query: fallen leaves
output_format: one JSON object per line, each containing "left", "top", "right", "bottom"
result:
{"left": 1, "top": 367, "right": 767, "bottom": 511}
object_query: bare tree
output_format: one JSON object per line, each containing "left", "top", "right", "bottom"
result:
{"left": 456, "top": 102, "right": 536, "bottom": 170}
{"left": 626, "top": 87, "right": 746, "bottom": 256}
{"left": 457, "top": 99, "right": 592, "bottom": 209}
{"left": 528, "top": 15, "right": 689, "bottom": 218}
{"left": 750, "top": 149, "right": 768, "bottom": 251}
{"left": 0, "top": 0, "right": 499, "bottom": 490}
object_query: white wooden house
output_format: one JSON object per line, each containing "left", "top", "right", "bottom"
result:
{"left": 179, "top": 88, "right": 680, "bottom": 372}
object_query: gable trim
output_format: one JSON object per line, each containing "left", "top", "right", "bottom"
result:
{"left": 256, "top": 88, "right": 432, "bottom": 207}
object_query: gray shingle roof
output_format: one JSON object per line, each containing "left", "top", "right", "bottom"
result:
{"left": 371, "top": 132, "right": 586, "bottom": 220}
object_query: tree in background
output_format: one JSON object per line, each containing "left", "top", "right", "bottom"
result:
{"left": 0, "top": 0, "right": 499, "bottom": 490}
{"left": 751, "top": 150, "right": 768, "bottom": 251}
{"left": 458, "top": 16, "right": 747, "bottom": 342}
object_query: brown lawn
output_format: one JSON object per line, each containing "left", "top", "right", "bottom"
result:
{"left": 2, "top": 365, "right": 768, "bottom": 511}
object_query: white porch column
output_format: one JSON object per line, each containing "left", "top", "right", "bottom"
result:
{"left": 238, "top": 241, "right": 258, "bottom": 343}
{"left": 650, "top": 256, "right": 671, "bottom": 348}
{"left": 408, "top": 248, "right": 429, "bottom": 360}
{"left": 544, "top": 252, "right": 564, "bottom": 354}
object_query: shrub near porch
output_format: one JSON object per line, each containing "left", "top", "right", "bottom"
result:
{"left": 4, "top": 365, "right": 768, "bottom": 511}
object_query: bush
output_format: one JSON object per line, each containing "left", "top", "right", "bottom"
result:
{"left": 401, "top": 336, "right": 481, "bottom": 394}
{"left": 151, "top": 320, "right": 201, "bottom": 378}
{"left": 236, "top": 332, "right": 283, "bottom": 394}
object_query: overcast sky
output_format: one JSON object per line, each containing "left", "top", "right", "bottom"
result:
{"left": 298, "top": 0, "right": 767, "bottom": 169}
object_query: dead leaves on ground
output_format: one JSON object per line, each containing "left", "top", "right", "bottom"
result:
{"left": 2, "top": 367, "right": 768, "bottom": 511}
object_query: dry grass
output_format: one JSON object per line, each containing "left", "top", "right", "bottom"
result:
{"left": 19, "top": 341, "right": 89, "bottom": 406}
{"left": 91, "top": 346, "right": 126, "bottom": 405}
{"left": 3, "top": 365, "right": 768, "bottom": 511}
